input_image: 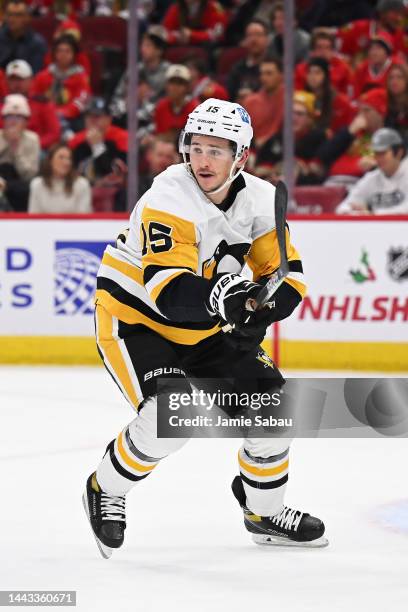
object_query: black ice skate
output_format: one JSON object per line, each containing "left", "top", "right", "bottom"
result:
{"left": 82, "top": 473, "right": 126, "bottom": 559}
{"left": 232, "top": 476, "right": 328, "bottom": 548}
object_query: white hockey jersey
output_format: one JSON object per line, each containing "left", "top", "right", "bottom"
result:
{"left": 96, "top": 164, "right": 306, "bottom": 346}
{"left": 337, "top": 157, "right": 408, "bottom": 214}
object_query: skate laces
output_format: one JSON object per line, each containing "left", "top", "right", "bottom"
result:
{"left": 270, "top": 506, "right": 303, "bottom": 532}
{"left": 100, "top": 493, "right": 126, "bottom": 522}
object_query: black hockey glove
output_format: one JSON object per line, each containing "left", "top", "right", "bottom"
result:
{"left": 206, "top": 273, "right": 262, "bottom": 329}
{"left": 207, "top": 273, "right": 300, "bottom": 350}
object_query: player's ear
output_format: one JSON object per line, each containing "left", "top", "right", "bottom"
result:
{"left": 237, "top": 148, "right": 249, "bottom": 168}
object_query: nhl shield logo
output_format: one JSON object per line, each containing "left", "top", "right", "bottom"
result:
{"left": 387, "top": 247, "right": 408, "bottom": 282}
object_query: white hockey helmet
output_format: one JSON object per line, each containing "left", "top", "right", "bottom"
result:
{"left": 179, "top": 98, "right": 253, "bottom": 195}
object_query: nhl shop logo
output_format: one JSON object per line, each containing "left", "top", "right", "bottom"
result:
{"left": 387, "top": 247, "right": 408, "bottom": 282}
{"left": 54, "top": 241, "right": 108, "bottom": 315}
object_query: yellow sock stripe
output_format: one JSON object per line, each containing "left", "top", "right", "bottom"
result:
{"left": 117, "top": 431, "right": 158, "bottom": 473}
{"left": 238, "top": 453, "right": 289, "bottom": 477}
{"left": 96, "top": 306, "right": 140, "bottom": 408}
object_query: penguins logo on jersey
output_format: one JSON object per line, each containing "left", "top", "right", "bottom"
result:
{"left": 256, "top": 349, "right": 275, "bottom": 369}
{"left": 202, "top": 240, "right": 250, "bottom": 279}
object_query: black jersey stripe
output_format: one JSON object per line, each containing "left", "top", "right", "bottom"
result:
{"left": 144, "top": 264, "right": 194, "bottom": 285}
{"left": 97, "top": 276, "right": 216, "bottom": 331}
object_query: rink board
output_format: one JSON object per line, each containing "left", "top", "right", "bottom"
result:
{"left": 0, "top": 214, "right": 407, "bottom": 370}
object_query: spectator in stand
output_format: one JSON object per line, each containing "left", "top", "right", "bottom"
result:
{"left": 0, "top": 60, "right": 61, "bottom": 150}
{"left": 139, "top": 135, "right": 180, "bottom": 196}
{"left": 336, "top": 128, "right": 408, "bottom": 214}
{"left": 337, "top": 0, "right": 407, "bottom": 63}
{"left": 68, "top": 97, "right": 128, "bottom": 185}
{"left": 385, "top": 63, "right": 408, "bottom": 143}
{"left": 243, "top": 56, "right": 284, "bottom": 150}
{"left": 255, "top": 90, "right": 326, "bottom": 185}
{"left": 162, "top": 0, "right": 228, "bottom": 45}
{"left": 226, "top": 19, "right": 270, "bottom": 103}
{"left": 0, "top": 93, "right": 40, "bottom": 211}
{"left": 0, "top": 0, "right": 47, "bottom": 74}
{"left": 304, "top": 57, "right": 356, "bottom": 134}
{"left": 26, "top": 0, "right": 92, "bottom": 15}
{"left": 31, "top": 34, "right": 91, "bottom": 134}
{"left": 224, "top": 0, "right": 275, "bottom": 45}
{"left": 43, "top": 19, "right": 91, "bottom": 76}
{"left": 28, "top": 143, "right": 91, "bottom": 213}
{"left": 268, "top": 1, "right": 311, "bottom": 65}
{"left": 154, "top": 65, "right": 198, "bottom": 139}
{"left": 318, "top": 88, "right": 388, "bottom": 185}
{"left": 353, "top": 33, "right": 398, "bottom": 98}
{"left": 295, "top": 29, "right": 354, "bottom": 97}
{"left": 111, "top": 69, "right": 156, "bottom": 143}
{"left": 185, "top": 55, "right": 228, "bottom": 102}
{"left": 0, "top": 70, "right": 7, "bottom": 98}
{"left": 110, "top": 25, "right": 170, "bottom": 123}
{"left": 298, "top": 0, "right": 375, "bottom": 30}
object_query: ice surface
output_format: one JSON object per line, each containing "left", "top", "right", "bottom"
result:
{"left": 0, "top": 366, "right": 407, "bottom": 612}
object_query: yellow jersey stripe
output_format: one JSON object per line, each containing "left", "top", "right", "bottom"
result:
{"left": 141, "top": 207, "right": 197, "bottom": 244}
{"left": 150, "top": 270, "right": 187, "bottom": 303}
{"left": 102, "top": 252, "right": 143, "bottom": 284}
{"left": 284, "top": 277, "right": 307, "bottom": 299}
{"left": 95, "top": 289, "right": 220, "bottom": 345}
{"left": 95, "top": 306, "right": 140, "bottom": 408}
{"left": 142, "top": 244, "right": 199, "bottom": 275}
{"left": 247, "top": 228, "right": 301, "bottom": 280}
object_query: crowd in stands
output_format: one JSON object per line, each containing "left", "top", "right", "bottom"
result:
{"left": 0, "top": 0, "right": 406, "bottom": 215}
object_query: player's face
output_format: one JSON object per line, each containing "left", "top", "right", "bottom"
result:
{"left": 189, "top": 135, "right": 235, "bottom": 193}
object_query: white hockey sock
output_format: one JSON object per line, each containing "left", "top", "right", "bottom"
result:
{"left": 238, "top": 446, "right": 289, "bottom": 517}
{"left": 96, "top": 425, "right": 160, "bottom": 496}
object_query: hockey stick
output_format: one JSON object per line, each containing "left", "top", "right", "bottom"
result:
{"left": 222, "top": 180, "right": 289, "bottom": 332}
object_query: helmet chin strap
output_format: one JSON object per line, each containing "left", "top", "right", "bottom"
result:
{"left": 205, "top": 158, "right": 244, "bottom": 195}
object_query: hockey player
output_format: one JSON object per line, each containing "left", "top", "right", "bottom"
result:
{"left": 83, "top": 98, "right": 328, "bottom": 558}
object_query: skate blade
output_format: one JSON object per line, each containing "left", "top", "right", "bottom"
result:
{"left": 82, "top": 492, "right": 113, "bottom": 559}
{"left": 252, "top": 533, "right": 329, "bottom": 548}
